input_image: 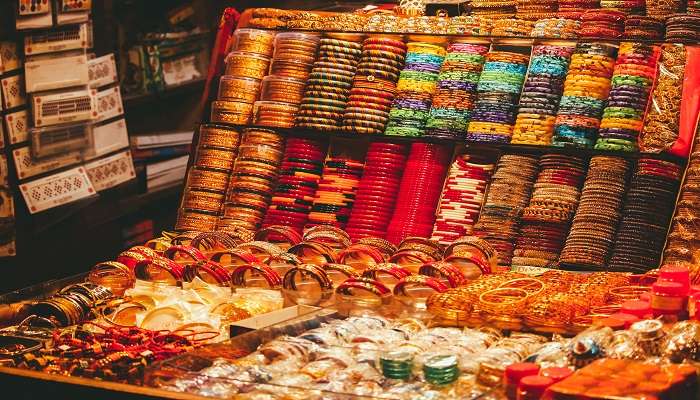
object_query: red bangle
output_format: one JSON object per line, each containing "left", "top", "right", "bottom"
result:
{"left": 418, "top": 261, "right": 469, "bottom": 288}
{"left": 190, "top": 260, "right": 231, "bottom": 286}
{"left": 163, "top": 245, "right": 206, "bottom": 263}
{"left": 231, "top": 263, "right": 282, "bottom": 288}
{"left": 208, "top": 249, "right": 261, "bottom": 270}
{"left": 388, "top": 250, "right": 433, "bottom": 267}
{"left": 337, "top": 244, "right": 385, "bottom": 266}
{"left": 443, "top": 253, "right": 491, "bottom": 276}
{"left": 283, "top": 264, "right": 334, "bottom": 305}
{"left": 287, "top": 242, "right": 336, "bottom": 264}
{"left": 336, "top": 277, "right": 392, "bottom": 297}
{"left": 116, "top": 251, "right": 150, "bottom": 271}
{"left": 133, "top": 257, "right": 184, "bottom": 284}
{"left": 393, "top": 275, "right": 449, "bottom": 296}
{"left": 128, "top": 246, "right": 161, "bottom": 259}
{"left": 255, "top": 225, "right": 304, "bottom": 246}
{"left": 362, "top": 263, "right": 412, "bottom": 282}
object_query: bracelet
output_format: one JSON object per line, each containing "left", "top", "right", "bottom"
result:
{"left": 208, "top": 249, "right": 261, "bottom": 272}
{"left": 143, "top": 238, "right": 172, "bottom": 253}
{"left": 607, "top": 286, "right": 651, "bottom": 304}
{"left": 287, "top": 242, "right": 336, "bottom": 264}
{"left": 230, "top": 263, "right": 282, "bottom": 288}
{"left": 335, "top": 277, "right": 392, "bottom": 306}
{"left": 362, "top": 263, "right": 412, "bottom": 286}
{"left": 128, "top": 246, "right": 161, "bottom": 259}
{"left": 255, "top": 225, "right": 304, "bottom": 247}
{"left": 478, "top": 287, "right": 529, "bottom": 316}
{"left": 393, "top": 275, "right": 449, "bottom": 296}
{"left": 303, "top": 226, "right": 352, "bottom": 249}
{"left": 132, "top": 257, "right": 184, "bottom": 285}
{"left": 191, "top": 260, "right": 231, "bottom": 286}
{"left": 163, "top": 245, "right": 206, "bottom": 264}
{"left": 236, "top": 241, "right": 284, "bottom": 258}
{"left": 388, "top": 249, "right": 435, "bottom": 271}
{"left": 443, "top": 253, "right": 491, "bottom": 279}
{"left": 355, "top": 237, "right": 398, "bottom": 258}
{"left": 101, "top": 301, "right": 148, "bottom": 327}
{"left": 171, "top": 231, "right": 200, "bottom": 246}
{"left": 191, "top": 231, "right": 239, "bottom": 252}
{"left": 87, "top": 261, "right": 135, "bottom": 296}
{"left": 337, "top": 244, "right": 386, "bottom": 267}
{"left": 283, "top": 264, "right": 334, "bottom": 305}
{"left": 418, "top": 261, "right": 469, "bottom": 288}
{"left": 116, "top": 251, "right": 150, "bottom": 271}
{"left": 263, "top": 252, "right": 301, "bottom": 273}
{"left": 322, "top": 263, "right": 360, "bottom": 282}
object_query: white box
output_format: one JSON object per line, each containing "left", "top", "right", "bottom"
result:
{"left": 0, "top": 42, "right": 22, "bottom": 74}
{"left": 16, "top": 1, "right": 52, "bottom": 30}
{"left": 84, "top": 118, "right": 129, "bottom": 160}
{"left": 25, "top": 52, "right": 89, "bottom": 92}
{"left": 32, "top": 87, "right": 96, "bottom": 127}
{"left": 31, "top": 122, "right": 93, "bottom": 159}
{"left": 4, "top": 110, "right": 29, "bottom": 144}
{"left": 1, "top": 75, "right": 27, "bottom": 109}
{"left": 88, "top": 54, "right": 118, "bottom": 89}
{"left": 95, "top": 86, "right": 123, "bottom": 122}
{"left": 85, "top": 150, "right": 136, "bottom": 192}
{"left": 20, "top": 166, "right": 95, "bottom": 214}
{"left": 60, "top": 0, "right": 93, "bottom": 12}
{"left": 24, "top": 23, "right": 89, "bottom": 55}
{"left": 12, "top": 146, "right": 82, "bottom": 180}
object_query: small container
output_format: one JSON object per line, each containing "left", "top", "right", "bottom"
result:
{"left": 517, "top": 375, "right": 554, "bottom": 400}
{"left": 659, "top": 264, "right": 690, "bottom": 294}
{"left": 621, "top": 300, "right": 652, "bottom": 319}
{"left": 651, "top": 281, "right": 687, "bottom": 320}
{"left": 504, "top": 363, "right": 540, "bottom": 400}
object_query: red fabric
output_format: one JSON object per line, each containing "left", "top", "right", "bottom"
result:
{"left": 669, "top": 46, "right": 700, "bottom": 158}
{"left": 198, "top": 7, "right": 240, "bottom": 111}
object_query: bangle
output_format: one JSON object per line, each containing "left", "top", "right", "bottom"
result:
{"left": 393, "top": 275, "right": 449, "bottom": 296}
{"left": 498, "top": 278, "right": 545, "bottom": 297}
{"left": 208, "top": 249, "right": 261, "bottom": 272}
{"left": 444, "top": 251, "right": 492, "bottom": 277}
{"left": 263, "top": 252, "right": 301, "bottom": 276}
{"left": 255, "top": 225, "right": 304, "bottom": 247}
{"left": 191, "top": 260, "right": 231, "bottom": 286}
{"left": 287, "top": 242, "right": 336, "bottom": 264}
{"left": 426, "top": 291, "right": 474, "bottom": 321}
{"left": 133, "top": 257, "right": 184, "bottom": 285}
{"left": 143, "top": 238, "right": 172, "bottom": 253}
{"left": 231, "top": 263, "right": 282, "bottom": 288}
{"left": 191, "top": 231, "right": 239, "bottom": 252}
{"left": 399, "top": 237, "right": 443, "bottom": 260}
{"left": 283, "top": 264, "right": 334, "bottom": 305}
{"left": 607, "top": 286, "right": 651, "bottom": 304}
{"left": 445, "top": 236, "right": 498, "bottom": 267}
{"left": 303, "top": 226, "right": 352, "bottom": 249}
{"left": 163, "top": 245, "right": 207, "bottom": 264}
{"left": 116, "top": 251, "right": 149, "bottom": 271}
{"left": 129, "top": 246, "right": 161, "bottom": 259}
{"left": 87, "top": 261, "right": 135, "bottom": 296}
{"left": 355, "top": 237, "right": 398, "bottom": 259}
{"left": 362, "top": 263, "right": 412, "bottom": 286}
{"left": 172, "top": 231, "right": 200, "bottom": 246}
{"left": 322, "top": 263, "right": 360, "bottom": 283}
{"left": 335, "top": 277, "right": 392, "bottom": 306}
{"left": 478, "top": 287, "right": 529, "bottom": 316}
{"left": 337, "top": 244, "right": 386, "bottom": 267}
{"left": 236, "top": 241, "right": 284, "bottom": 258}
{"left": 418, "top": 261, "right": 469, "bottom": 288}
{"left": 389, "top": 249, "right": 435, "bottom": 272}
{"left": 101, "top": 301, "right": 147, "bottom": 327}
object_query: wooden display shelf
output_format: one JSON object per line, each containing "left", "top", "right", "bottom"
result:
{"left": 212, "top": 123, "right": 689, "bottom": 165}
